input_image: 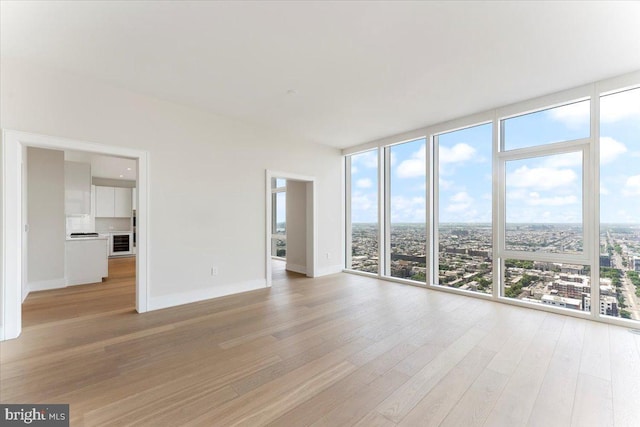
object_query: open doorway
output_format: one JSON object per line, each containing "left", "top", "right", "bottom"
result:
{"left": 2, "top": 130, "right": 149, "bottom": 341}
{"left": 21, "top": 147, "right": 138, "bottom": 327}
{"left": 265, "top": 170, "right": 316, "bottom": 286}
{"left": 270, "top": 178, "right": 289, "bottom": 282}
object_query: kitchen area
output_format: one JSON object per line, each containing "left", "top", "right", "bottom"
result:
{"left": 65, "top": 152, "right": 137, "bottom": 286}
{"left": 24, "top": 146, "right": 137, "bottom": 299}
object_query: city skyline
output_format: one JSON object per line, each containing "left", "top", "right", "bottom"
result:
{"left": 349, "top": 222, "right": 640, "bottom": 321}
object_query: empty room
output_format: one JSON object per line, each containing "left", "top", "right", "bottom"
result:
{"left": 1, "top": 1, "right": 640, "bottom": 426}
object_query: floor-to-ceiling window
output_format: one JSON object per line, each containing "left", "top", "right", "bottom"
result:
{"left": 346, "top": 149, "right": 379, "bottom": 273}
{"left": 386, "top": 138, "right": 427, "bottom": 282}
{"left": 435, "top": 124, "right": 493, "bottom": 293}
{"left": 499, "top": 100, "right": 590, "bottom": 312}
{"left": 599, "top": 87, "right": 640, "bottom": 321}
{"left": 343, "top": 74, "right": 640, "bottom": 326}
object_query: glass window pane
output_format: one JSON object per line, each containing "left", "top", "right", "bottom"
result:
{"left": 349, "top": 150, "right": 379, "bottom": 273}
{"left": 599, "top": 87, "right": 640, "bottom": 321}
{"left": 388, "top": 138, "right": 426, "bottom": 282}
{"left": 502, "top": 100, "right": 590, "bottom": 150}
{"left": 272, "top": 191, "right": 286, "bottom": 258}
{"left": 504, "top": 259, "right": 589, "bottom": 312}
{"left": 505, "top": 152, "right": 583, "bottom": 254}
{"left": 436, "top": 123, "right": 493, "bottom": 293}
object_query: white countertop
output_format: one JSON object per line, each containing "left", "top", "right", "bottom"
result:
{"left": 66, "top": 236, "right": 109, "bottom": 241}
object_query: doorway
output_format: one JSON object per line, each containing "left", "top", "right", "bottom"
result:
{"left": 2, "top": 130, "right": 149, "bottom": 341}
{"left": 265, "top": 170, "right": 316, "bottom": 286}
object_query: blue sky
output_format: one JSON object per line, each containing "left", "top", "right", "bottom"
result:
{"left": 350, "top": 88, "right": 640, "bottom": 224}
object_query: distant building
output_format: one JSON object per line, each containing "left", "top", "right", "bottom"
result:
{"left": 599, "top": 253, "right": 611, "bottom": 267}
{"left": 558, "top": 273, "right": 586, "bottom": 284}
{"left": 551, "top": 279, "right": 590, "bottom": 299}
{"left": 634, "top": 256, "right": 640, "bottom": 272}
{"left": 468, "top": 249, "right": 491, "bottom": 258}
{"left": 541, "top": 295, "right": 581, "bottom": 310}
{"left": 583, "top": 295, "right": 619, "bottom": 317}
{"left": 560, "top": 264, "right": 586, "bottom": 275}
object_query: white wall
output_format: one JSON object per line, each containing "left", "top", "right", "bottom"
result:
{"left": 0, "top": 58, "right": 344, "bottom": 313}
{"left": 0, "top": 131, "right": 3, "bottom": 332}
{"left": 27, "top": 147, "right": 66, "bottom": 294}
{"left": 285, "top": 180, "right": 307, "bottom": 274}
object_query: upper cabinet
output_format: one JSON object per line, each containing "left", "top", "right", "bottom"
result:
{"left": 114, "top": 187, "right": 132, "bottom": 217}
{"left": 65, "top": 161, "right": 91, "bottom": 215}
{"left": 96, "top": 186, "right": 132, "bottom": 218}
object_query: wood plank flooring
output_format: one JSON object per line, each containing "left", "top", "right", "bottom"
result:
{"left": 2, "top": 258, "right": 640, "bottom": 426}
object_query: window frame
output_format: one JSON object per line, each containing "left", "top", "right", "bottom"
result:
{"left": 271, "top": 179, "right": 287, "bottom": 260}
{"left": 431, "top": 121, "right": 494, "bottom": 294}
{"left": 342, "top": 71, "right": 640, "bottom": 328}
{"left": 344, "top": 148, "right": 381, "bottom": 276}
{"left": 383, "top": 137, "right": 428, "bottom": 283}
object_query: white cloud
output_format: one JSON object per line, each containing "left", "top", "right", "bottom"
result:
{"left": 623, "top": 175, "right": 640, "bottom": 196}
{"left": 439, "top": 178, "right": 454, "bottom": 190}
{"left": 397, "top": 158, "right": 425, "bottom": 178}
{"left": 397, "top": 144, "right": 426, "bottom": 178}
{"left": 601, "top": 88, "right": 640, "bottom": 123}
{"left": 549, "top": 89, "right": 640, "bottom": 128}
{"left": 351, "top": 165, "right": 359, "bottom": 175}
{"left": 507, "top": 166, "right": 577, "bottom": 190}
{"left": 548, "top": 101, "right": 590, "bottom": 128}
{"left": 351, "top": 150, "right": 378, "bottom": 169}
{"left": 351, "top": 191, "right": 375, "bottom": 213}
{"left": 599, "top": 137, "right": 627, "bottom": 164}
{"left": 390, "top": 195, "right": 426, "bottom": 222}
{"left": 397, "top": 142, "right": 478, "bottom": 179}
{"left": 356, "top": 178, "right": 372, "bottom": 189}
{"left": 439, "top": 143, "right": 476, "bottom": 164}
{"left": 543, "top": 152, "right": 582, "bottom": 168}
{"left": 446, "top": 191, "right": 474, "bottom": 213}
{"left": 600, "top": 184, "right": 610, "bottom": 196}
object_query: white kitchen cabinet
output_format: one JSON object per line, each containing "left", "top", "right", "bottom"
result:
{"left": 114, "top": 187, "right": 132, "bottom": 217}
{"left": 65, "top": 237, "right": 109, "bottom": 285}
{"left": 95, "top": 186, "right": 115, "bottom": 217}
{"left": 96, "top": 186, "right": 133, "bottom": 218}
{"left": 64, "top": 161, "right": 91, "bottom": 215}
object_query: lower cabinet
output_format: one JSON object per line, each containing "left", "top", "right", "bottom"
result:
{"left": 65, "top": 238, "right": 109, "bottom": 285}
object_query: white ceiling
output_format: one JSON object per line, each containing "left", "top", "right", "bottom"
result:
{"left": 64, "top": 150, "right": 137, "bottom": 181}
{"left": 2, "top": 1, "right": 640, "bottom": 149}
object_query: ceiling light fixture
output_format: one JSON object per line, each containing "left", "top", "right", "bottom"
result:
{"left": 286, "top": 89, "right": 298, "bottom": 96}
{"left": 127, "top": 167, "right": 132, "bottom": 171}
{"left": 119, "top": 174, "right": 124, "bottom": 178}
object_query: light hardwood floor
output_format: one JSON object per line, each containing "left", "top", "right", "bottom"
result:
{"left": 2, "top": 257, "right": 640, "bottom": 426}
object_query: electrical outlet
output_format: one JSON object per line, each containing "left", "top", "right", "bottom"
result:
{"left": 211, "top": 267, "right": 219, "bottom": 276}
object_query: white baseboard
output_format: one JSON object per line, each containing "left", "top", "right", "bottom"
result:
{"left": 148, "top": 279, "right": 267, "bottom": 311}
{"left": 315, "top": 264, "right": 343, "bottom": 277}
{"left": 286, "top": 263, "right": 307, "bottom": 274}
{"left": 28, "top": 278, "right": 67, "bottom": 293}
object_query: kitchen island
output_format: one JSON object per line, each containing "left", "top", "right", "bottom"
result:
{"left": 65, "top": 235, "right": 109, "bottom": 285}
